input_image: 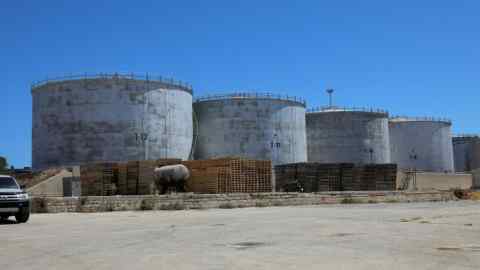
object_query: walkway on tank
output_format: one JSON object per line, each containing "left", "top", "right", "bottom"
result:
{"left": 2, "top": 201, "right": 480, "bottom": 270}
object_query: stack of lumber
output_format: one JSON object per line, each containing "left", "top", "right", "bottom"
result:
{"left": 183, "top": 158, "right": 272, "bottom": 193}
{"left": 83, "top": 159, "right": 181, "bottom": 196}
{"left": 274, "top": 164, "right": 298, "bottom": 192}
{"left": 80, "top": 162, "right": 117, "bottom": 196}
{"left": 274, "top": 163, "right": 396, "bottom": 192}
{"left": 118, "top": 159, "right": 181, "bottom": 195}
{"left": 355, "top": 164, "right": 397, "bottom": 191}
{"left": 275, "top": 163, "right": 354, "bottom": 192}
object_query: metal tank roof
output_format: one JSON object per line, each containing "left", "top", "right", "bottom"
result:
{"left": 31, "top": 73, "right": 193, "bottom": 94}
{"left": 307, "top": 106, "right": 389, "bottom": 116}
{"left": 194, "top": 92, "right": 306, "bottom": 107}
{"left": 389, "top": 116, "right": 451, "bottom": 125}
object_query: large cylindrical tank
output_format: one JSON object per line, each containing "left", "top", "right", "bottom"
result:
{"left": 32, "top": 74, "right": 193, "bottom": 171}
{"left": 193, "top": 93, "right": 307, "bottom": 165}
{"left": 453, "top": 135, "right": 480, "bottom": 172}
{"left": 306, "top": 108, "right": 391, "bottom": 164}
{"left": 389, "top": 117, "right": 454, "bottom": 172}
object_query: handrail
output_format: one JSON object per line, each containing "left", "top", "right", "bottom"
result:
{"left": 390, "top": 116, "right": 452, "bottom": 124}
{"left": 31, "top": 72, "right": 193, "bottom": 93}
{"left": 453, "top": 134, "right": 480, "bottom": 139}
{"left": 307, "top": 106, "right": 388, "bottom": 115}
{"left": 194, "top": 92, "right": 307, "bottom": 106}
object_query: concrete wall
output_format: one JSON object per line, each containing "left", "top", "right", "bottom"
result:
{"left": 62, "top": 177, "right": 81, "bottom": 197}
{"left": 27, "top": 170, "right": 73, "bottom": 196}
{"left": 397, "top": 171, "right": 472, "bottom": 191}
{"left": 193, "top": 95, "right": 307, "bottom": 165}
{"left": 453, "top": 136, "right": 480, "bottom": 172}
{"left": 473, "top": 169, "right": 480, "bottom": 189}
{"left": 389, "top": 119, "right": 454, "bottom": 172}
{"left": 30, "top": 191, "right": 457, "bottom": 213}
{"left": 306, "top": 110, "right": 391, "bottom": 164}
{"left": 32, "top": 76, "right": 193, "bottom": 171}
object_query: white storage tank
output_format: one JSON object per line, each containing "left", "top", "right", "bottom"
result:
{"left": 453, "top": 135, "right": 480, "bottom": 172}
{"left": 193, "top": 93, "right": 307, "bottom": 165}
{"left": 389, "top": 117, "right": 454, "bottom": 172}
{"left": 306, "top": 107, "right": 391, "bottom": 164}
{"left": 32, "top": 73, "right": 193, "bottom": 170}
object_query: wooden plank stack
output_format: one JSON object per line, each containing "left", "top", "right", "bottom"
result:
{"left": 83, "top": 159, "right": 181, "bottom": 196}
{"left": 80, "top": 162, "right": 117, "bottom": 196}
{"left": 182, "top": 160, "right": 223, "bottom": 193}
{"left": 274, "top": 163, "right": 397, "bottom": 192}
{"left": 355, "top": 164, "right": 397, "bottom": 191}
{"left": 183, "top": 158, "right": 272, "bottom": 193}
{"left": 274, "top": 164, "right": 298, "bottom": 192}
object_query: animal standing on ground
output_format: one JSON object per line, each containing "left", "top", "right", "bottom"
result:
{"left": 153, "top": 164, "right": 190, "bottom": 194}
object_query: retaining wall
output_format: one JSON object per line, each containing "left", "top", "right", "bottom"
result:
{"left": 396, "top": 171, "right": 472, "bottom": 191}
{"left": 473, "top": 169, "right": 480, "bottom": 189}
{"left": 27, "top": 169, "right": 73, "bottom": 196}
{"left": 31, "top": 191, "right": 456, "bottom": 214}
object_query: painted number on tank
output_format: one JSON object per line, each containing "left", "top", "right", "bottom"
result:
{"left": 135, "top": 133, "right": 148, "bottom": 143}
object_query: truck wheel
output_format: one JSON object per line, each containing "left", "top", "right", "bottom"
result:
{"left": 15, "top": 207, "right": 30, "bottom": 223}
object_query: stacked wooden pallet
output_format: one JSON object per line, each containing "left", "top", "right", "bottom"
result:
{"left": 297, "top": 163, "right": 320, "bottom": 192}
{"left": 183, "top": 160, "right": 224, "bottom": 193}
{"left": 274, "top": 164, "right": 298, "bottom": 192}
{"left": 274, "top": 163, "right": 396, "bottom": 192}
{"left": 84, "top": 159, "right": 181, "bottom": 196}
{"left": 183, "top": 158, "right": 272, "bottom": 193}
{"left": 356, "top": 164, "right": 397, "bottom": 191}
{"left": 376, "top": 164, "right": 397, "bottom": 190}
{"left": 80, "top": 162, "right": 117, "bottom": 196}
{"left": 124, "top": 159, "right": 182, "bottom": 195}
{"left": 339, "top": 164, "right": 356, "bottom": 191}
{"left": 275, "top": 163, "right": 351, "bottom": 192}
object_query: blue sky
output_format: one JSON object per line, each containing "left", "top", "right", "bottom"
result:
{"left": 1, "top": 0, "right": 479, "bottom": 168}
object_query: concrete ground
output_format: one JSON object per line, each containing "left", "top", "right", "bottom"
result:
{"left": 1, "top": 201, "right": 480, "bottom": 270}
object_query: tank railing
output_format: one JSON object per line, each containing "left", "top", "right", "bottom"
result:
{"left": 31, "top": 72, "right": 193, "bottom": 93}
{"left": 390, "top": 115, "right": 452, "bottom": 124}
{"left": 453, "top": 133, "right": 480, "bottom": 138}
{"left": 194, "top": 92, "right": 307, "bottom": 106}
{"left": 306, "top": 106, "right": 389, "bottom": 115}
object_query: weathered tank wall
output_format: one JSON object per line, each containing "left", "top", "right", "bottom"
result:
{"left": 389, "top": 119, "right": 454, "bottom": 172}
{"left": 32, "top": 76, "right": 193, "bottom": 171}
{"left": 453, "top": 136, "right": 480, "bottom": 172}
{"left": 306, "top": 110, "right": 391, "bottom": 164}
{"left": 193, "top": 95, "right": 307, "bottom": 165}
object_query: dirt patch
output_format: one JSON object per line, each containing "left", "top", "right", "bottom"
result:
{"left": 232, "top": 241, "right": 269, "bottom": 250}
{"left": 400, "top": 217, "right": 423, "bottom": 223}
{"left": 437, "top": 246, "right": 480, "bottom": 252}
{"left": 330, "top": 233, "right": 357, "bottom": 237}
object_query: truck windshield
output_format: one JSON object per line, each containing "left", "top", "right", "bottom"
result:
{"left": 0, "top": 177, "right": 19, "bottom": 189}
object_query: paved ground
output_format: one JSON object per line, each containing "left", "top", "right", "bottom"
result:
{"left": 1, "top": 201, "right": 480, "bottom": 270}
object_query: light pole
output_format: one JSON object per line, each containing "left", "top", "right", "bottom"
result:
{"left": 326, "top": 89, "right": 334, "bottom": 108}
{"left": 409, "top": 150, "right": 418, "bottom": 190}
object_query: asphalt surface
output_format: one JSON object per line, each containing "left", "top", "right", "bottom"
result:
{"left": 1, "top": 201, "right": 480, "bottom": 270}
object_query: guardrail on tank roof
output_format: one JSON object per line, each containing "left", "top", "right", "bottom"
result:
{"left": 389, "top": 116, "right": 452, "bottom": 124}
{"left": 306, "top": 106, "right": 389, "bottom": 115}
{"left": 194, "top": 92, "right": 307, "bottom": 106}
{"left": 453, "top": 134, "right": 480, "bottom": 138}
{"left": 31, "top": 73, "right": 193, "bottom": 93}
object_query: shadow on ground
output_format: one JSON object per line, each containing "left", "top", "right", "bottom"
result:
{"left": 0, "top": 219, "right": 18, "bottom": 225}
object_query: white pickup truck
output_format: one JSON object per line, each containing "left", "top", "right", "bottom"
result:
{"left": 0, "top": 175, "right": 30, "bottom": 223}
